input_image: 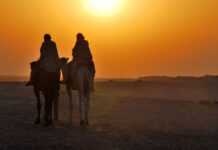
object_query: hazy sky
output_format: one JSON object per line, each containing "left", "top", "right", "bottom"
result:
{"left": 0, "top": 0, "right": 217, "bottom": 78}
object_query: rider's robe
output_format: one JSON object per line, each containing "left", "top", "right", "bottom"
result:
{"left": 72, "top": 39, "right": 95, "bottom": 75}
{"left": 39, "top": 40, "right": 60, "bottom": 73}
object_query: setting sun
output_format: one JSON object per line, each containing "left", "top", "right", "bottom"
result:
{"left": 0, "top": 0, "right": 217, "bottom": 78}
{"left": 85, "top": 0, "right": 122, "bottom": 16}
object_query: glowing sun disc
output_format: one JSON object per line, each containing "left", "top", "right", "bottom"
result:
{"left": 85, "top": 0, "right": 122, "bottom": 16}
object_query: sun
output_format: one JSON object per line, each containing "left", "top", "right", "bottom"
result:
{"left": 85, "top": 0, "right": 122, "bottom": 16}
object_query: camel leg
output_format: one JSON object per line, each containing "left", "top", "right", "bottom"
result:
{"left": 84, "top": 76, "right": 91, "bottom": 126}
{"left": 84, "top": 92, "right": 90, "bottom": 125}
{"left": 34, "top": 87, "right": 41, "bottom": 124}
{"left": 48, "top": 89, "right": 55, "bottom": 125}
{"left": 43, "top": 93, "right": 52, "bottom": 126}
{"left": 79, "top": 91, "right": 87, "bottom": 126}
{"left": 76, "top": 66, "right": 92, "bottom": 127}
{"left": 66, "top": 85, "right": 73, "bottom": 124}
{"left": 79, "top": 94, "right": 89, "bottom": 126}
{"left": 43, "top": 94, "right": 49, "bottom": 123}
{"left": 53, "top": 96, "right": 59, "bottom": 121}
{"left": 48, "top": 97, "right": 53, "bottom": 124}
{"left": 77, "top": 74, "right": 85, "bottom": 125}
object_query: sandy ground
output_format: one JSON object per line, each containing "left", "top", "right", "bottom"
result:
{"left": 0, "top": 81, "right": 218, "bottom": 149}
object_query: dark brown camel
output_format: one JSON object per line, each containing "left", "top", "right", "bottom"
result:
{"left": 33, "top": 57, "right": 68, "bottom": 126}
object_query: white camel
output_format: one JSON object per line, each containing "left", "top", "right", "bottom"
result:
{"left": 62, "top": 62, "right": 93, "bottom": 126}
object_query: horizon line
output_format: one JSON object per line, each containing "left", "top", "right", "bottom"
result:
{"left": 0, "top": 74, "right": 218, "bottom": 81}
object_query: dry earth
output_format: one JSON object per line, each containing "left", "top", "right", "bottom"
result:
{"left": 0, "top": 81, "right": 218, "bottom": 150}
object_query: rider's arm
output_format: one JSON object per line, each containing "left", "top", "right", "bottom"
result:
{"left": 39, "top": 43, "right": 45, "bottom": 60}
{"left": 52, "top": 42, "right": 59, "bottom": 59}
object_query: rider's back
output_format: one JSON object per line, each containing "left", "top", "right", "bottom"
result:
{"left": 40, "top": 40, "right": 60, "bottom": 72}
{"left": 73, "top": 40, "right": 93, "bottom": 65}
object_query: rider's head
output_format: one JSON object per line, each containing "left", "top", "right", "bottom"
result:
{"left": 76, "top": 33, "right": 85, "bottom": 41}
{"left": 44, "top": 34, "right": 52, "bottom": 42}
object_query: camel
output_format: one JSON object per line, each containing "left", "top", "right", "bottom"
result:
{"left": 33, "top": 57, "right": 68, "bottom": 126}
{"left": 62, "top": 62, "right": 93, "bottom": 126}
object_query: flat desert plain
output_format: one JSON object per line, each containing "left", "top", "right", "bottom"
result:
{"left": 1, "top": 79, "right": 218, "bottom": 149}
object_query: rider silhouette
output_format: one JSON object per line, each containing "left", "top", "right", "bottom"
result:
{"left": 73, "top": 33, "right": 94, "bottom": 68}
{"left": 68, "top": 33, "right": 95, "bottom": 90}
{"left": 39, "top": 34, "right": 60, "bottom": 73}
{"left": 26, "top": 34, "right": 60, "bottom": 86}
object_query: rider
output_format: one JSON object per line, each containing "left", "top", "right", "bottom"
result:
{"left": 39, "top": 34, "right": 60, "bottom": 73}
{"left": 26, "top": 34, "right": 60, "bottom": 86}
{"left": 69, "top": 33, "right": 95, "bottom": 90}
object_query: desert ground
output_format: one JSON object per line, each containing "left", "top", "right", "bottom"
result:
{"left": 1, "top": 79, "right": 218, "bottom": 149}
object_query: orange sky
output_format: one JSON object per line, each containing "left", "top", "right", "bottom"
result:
{"left": 0, "top": 0, "right": 217, "bottom": 78}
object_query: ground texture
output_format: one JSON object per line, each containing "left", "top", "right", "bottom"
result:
{"left": 0, "top": 81, "right": 218, "bottom": 150}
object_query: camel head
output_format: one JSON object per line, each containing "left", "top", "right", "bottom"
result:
{"left": 59, "top": 57, "right": 69, "bottom": 68}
